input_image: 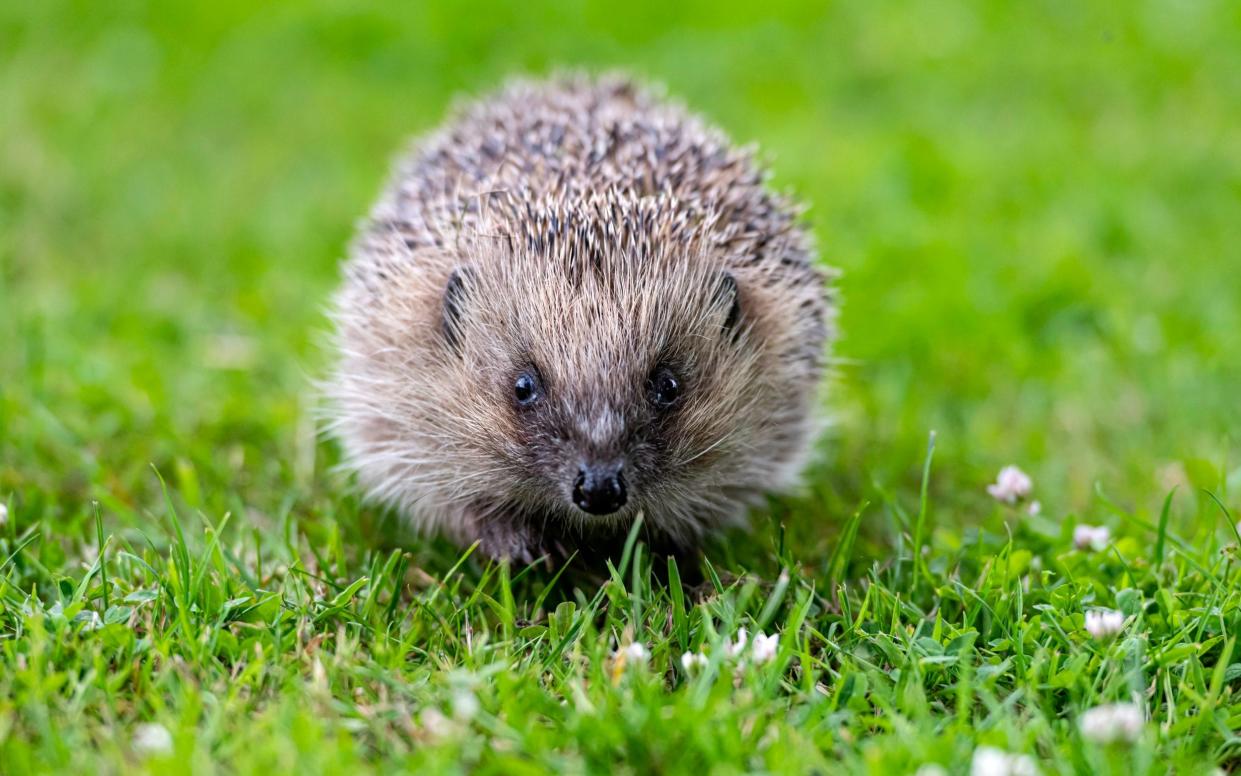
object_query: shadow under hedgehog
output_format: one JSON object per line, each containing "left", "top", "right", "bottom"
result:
{"left": 327, "top": 73, "right": 836, "bottom": 564}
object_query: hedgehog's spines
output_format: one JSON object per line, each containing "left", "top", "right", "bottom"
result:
{"left": 329, "top": 73, "right": 835, "bottom": 561}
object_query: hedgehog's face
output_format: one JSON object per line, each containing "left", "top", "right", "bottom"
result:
{"left": 437, "top": 244, "right": 779, "bottom": 539}
{"left": 496, "top": 354, "right": 683, "bottom": 518}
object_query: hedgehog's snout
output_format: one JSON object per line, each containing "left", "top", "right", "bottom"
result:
{"left": 571, "top": 461, "right": 627, "bottom": 516}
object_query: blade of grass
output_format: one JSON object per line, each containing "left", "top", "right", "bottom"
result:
{"left": 93, "top": 501, "right": 108, "bottom": 613}
{"left": 913, "top": 431, "right": 936, "bottom": 592}
{"left": 1154, "top": 487, "right": 1176, "bottom": 567}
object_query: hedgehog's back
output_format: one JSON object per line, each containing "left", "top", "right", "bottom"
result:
{"left": 367, "top": 75, "right": 806, "bottom": 271}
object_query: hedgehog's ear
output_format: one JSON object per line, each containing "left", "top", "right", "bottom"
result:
{"left": 713, "top": 272, "right": 743, "bottom": 341}
{"left": 441, "top": 267, "right": 472, "bottom": 355}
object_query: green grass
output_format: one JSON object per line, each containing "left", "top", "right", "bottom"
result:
{"left": 2, "top": 1, "right": 1240, "bottom": 773}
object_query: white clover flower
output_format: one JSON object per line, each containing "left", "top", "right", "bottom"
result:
{"left": 1027, "top": 500, "right": 1042, "bottom": 517}
{"left": 0, "top": 502, "right": 7, "bottom": 527}
{"left": 724, "top": 628, "right": 749, "bottom": 658}
{"left": 987, "top": 466, "right": 1033, "bottom": 504}
{"left": 419, "top": 707, "right": 453, "bottom": 738}
{"left": 617, "top": 641, "right": 649, "bottom": 662}
{"left": 915, "top": 766, "right": 949, "bottom": 776}
{"left": 132, "top": 723, "right": 173, "bottom": 756}
{"left": 680, "top": 651, "right": 709, "bottom": 671}
{"left": 1079, "top": 702, "right": 1144, "bottom": 743}
{"left": 608, "top": 641, "right": 650, "bottom": 683}
{"left": 970, "top": 746, "right": 1038, "bottom": 776}
{"left": 1073, "top": 524, "right": 1111, "bottom": 551}
{"left": 451, "top": 689, "right": 479, "bottom": 721}
{"left": 750, "top": 632, "right": 779, "bottom": 664}
{"left": 1084, "top": 609, "right": 1125, "bottom": 640}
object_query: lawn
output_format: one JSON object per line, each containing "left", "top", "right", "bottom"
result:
{"left": 2, "top": 1, "right": 1240, "bottom": 773}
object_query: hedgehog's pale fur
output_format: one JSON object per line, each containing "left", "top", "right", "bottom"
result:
{"left": 328, "top": 74, "right": 835, "bottom": 562}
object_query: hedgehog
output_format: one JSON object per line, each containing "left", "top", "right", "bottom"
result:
{"left": 327, "top": 74, "right": 835, "bottom": 563}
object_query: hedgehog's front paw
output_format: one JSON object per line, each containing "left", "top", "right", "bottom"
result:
{"left": 473, "top": 520, "right": 547, "bottom": 566}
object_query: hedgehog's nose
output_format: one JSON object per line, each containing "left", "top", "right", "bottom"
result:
{"left": 572, "top": 463, "right": 627, "bottom": 515}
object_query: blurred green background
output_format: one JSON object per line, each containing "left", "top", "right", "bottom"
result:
{"left": 2, "top": 0, "right": 1239, "bottom": 553}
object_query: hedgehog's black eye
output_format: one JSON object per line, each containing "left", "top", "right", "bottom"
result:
{"left": 513, "top": 369, "right": 543, "bottom": 408}
{"left": 647, "top": 367, "right": 681, "bottom": 410}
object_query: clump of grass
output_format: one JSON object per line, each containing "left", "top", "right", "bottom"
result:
{"left": 1, "top": 459, "right": 1238, "bottom": 773}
